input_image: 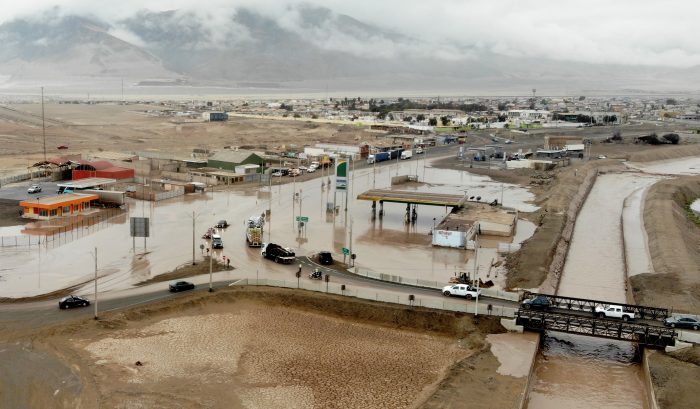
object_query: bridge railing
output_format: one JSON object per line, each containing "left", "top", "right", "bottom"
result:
{"left": 522, "top": 291, "right": 669, "bottom": 321}
{"left": 232, "top": 278, "right": 518, "bottom": 318}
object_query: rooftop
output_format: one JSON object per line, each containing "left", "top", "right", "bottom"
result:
{"left": 57, "top": 178, "right": 117, "bottom": 188}
{"left": 21, "top": 193, "right": 98, "bottom": 206}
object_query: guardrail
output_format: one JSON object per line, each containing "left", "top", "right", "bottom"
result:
{"left": 347, "top": 266, "right": 520, "bottom": 302}
{"left": 232, "top": 277, "right": 518, "bottom": 318}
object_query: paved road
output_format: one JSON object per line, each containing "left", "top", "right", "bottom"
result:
{"left": 0, "top": 180, "right": 59, "bottom": 202}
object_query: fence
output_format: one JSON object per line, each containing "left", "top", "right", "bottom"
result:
{"left": 347, "top": 267, "right": 520, "bottom": 302}
{"left": 0, "top": 208, "right": 127, "bottom": 249}
{"left": 232, "top": 278, "right": 518, "bottom": 318}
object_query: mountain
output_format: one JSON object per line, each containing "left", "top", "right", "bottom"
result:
{"left": 0, "top": 13, "right": 173, "bottom": 81}
{"left": 0, "top": 5, "right": 696, "bottom": 94}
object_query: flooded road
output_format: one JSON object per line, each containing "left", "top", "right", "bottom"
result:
{"left": 0, "top": 158, "right": 537, "bottom": 297}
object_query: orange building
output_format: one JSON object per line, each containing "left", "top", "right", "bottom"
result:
{"left": 20, "top": 193, "right": 99, "bottom": 220}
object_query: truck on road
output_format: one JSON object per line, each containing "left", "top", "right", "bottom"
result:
{"left": 246, "top": 215, "right": 264, "bottom": 247}
{"left": 400, "top": 150, "right": 413, "bottom": 160}
{"left": 595, "top": 305, "right": 637, "bottom": 321}
{"left": 441, "top": 284, "right": 481, "bottom": 300}
{"left": 367, "top": 151, "right": 390, "bottom": 164}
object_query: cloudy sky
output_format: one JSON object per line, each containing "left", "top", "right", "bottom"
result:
{"left": 2, "top": 0, "right": 699, "bottom": 68}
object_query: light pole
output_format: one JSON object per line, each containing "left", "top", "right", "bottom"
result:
{"left": 188, "top": 211, "right": 204, "bottom": 265}
{"left": 209, "top": 241, "right": 213, "bottom": 292}
{"left": 93, "top": 247, "right": 98, "bottom": 320}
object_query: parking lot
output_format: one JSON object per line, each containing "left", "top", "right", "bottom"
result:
{"left": 0, "top": 180, "right": 59, "bottom": 203}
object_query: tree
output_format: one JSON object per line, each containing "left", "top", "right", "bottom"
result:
{"left": 403, "top": 116, "right": 412, "bottom": 122}
{"left": 293, "top": 113, "right": 301, "bottom": 118}
{"left": 579, "top": 96, "right": 586, "bottom": 101}
{"left": 440, "top": 116, "right": 450, "bottom": 126}
{"left": 428, "top": 118, "right": 438, "bottom": 126}
{"left": 497, "top": 102, "right": 508, "bottom": 111}
{"left": 666, "top": 98, "right": 677, "bottom": 105}
{"left": 416, "top": 114, "right": 426, "bottom": 122}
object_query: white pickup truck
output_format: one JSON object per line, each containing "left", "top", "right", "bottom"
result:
{"left": 594, "top": 305, "right": 637, "bottom": 321}
{"left": 442, "top": 284, "right": 481, "bottom": 300}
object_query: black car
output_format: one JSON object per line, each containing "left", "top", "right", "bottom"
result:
{"left": 58, "top": 295, "right": 90, "bottom": 309}
{"left": 521, "top": 295, "right": 551, "bottom": 310}
{"left": 664, "top": 316, "right": 699, "bottom": 330}
{"left": 318, "top": 251, "right": 333, "bottom": 265}
{"left": 215, "top": 220, "right": 229, "bottom": 228}
{"left": 262, "top": 243, "right": 296, "bottom": 264}
{"left": 169, "top": 281, "right": 195, "bottom": 292}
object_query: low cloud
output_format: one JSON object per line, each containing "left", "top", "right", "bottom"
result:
{"left": 1, "top": 0, "right": 699, "bottom": 68}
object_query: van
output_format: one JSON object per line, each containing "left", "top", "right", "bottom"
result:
{"left": 211, "top": 234, "right": 224, "bottom": 249}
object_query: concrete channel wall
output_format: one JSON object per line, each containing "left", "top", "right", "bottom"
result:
{"left": 642, "top": 350, "right": 661, "bottom": 409}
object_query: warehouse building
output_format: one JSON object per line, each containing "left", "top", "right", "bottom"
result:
{"left": 207, "top": 150, "right": 264, "bottom": 172}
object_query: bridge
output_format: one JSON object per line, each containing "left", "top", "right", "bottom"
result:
{"left": 521, "top": 291, "right": 669, "bottom": 321}
{"left": 516, "top": 309, "right": 676, "bottom": 348}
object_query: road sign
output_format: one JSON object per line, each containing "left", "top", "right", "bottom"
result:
{"left": 342, "top": 247, "right": 350, "bottom": 255}
{"left": 296, "top": 216, "right": 309, "bottom": 222}
{"left": 130, "top": 217, "right": 150, "bottom": 237}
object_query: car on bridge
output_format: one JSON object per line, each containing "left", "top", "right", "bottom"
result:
{"left": 58, "top": 295, "right": 90, "bottom": 309}
{"left": 442, "top": 284, "right": 481, "bottom": 300}
{"left": 521, "top": 295, "right": 552, "bottom": 310}
{"left": 664, "top": 316, "right": 699, "bottom": 330}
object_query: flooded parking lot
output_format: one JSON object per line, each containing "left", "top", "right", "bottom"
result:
{"left": 0, "top": 158, "right": 537, "bottom": 297}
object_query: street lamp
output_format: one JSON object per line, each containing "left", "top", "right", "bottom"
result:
{"left": 209, "top": 240, "right": 213, "bottom": 292}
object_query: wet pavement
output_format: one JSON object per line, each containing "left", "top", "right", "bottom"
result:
{"left": 0, "top": 157, "right": 537, "bottom": 298}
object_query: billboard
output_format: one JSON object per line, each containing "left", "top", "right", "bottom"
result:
{"left": 336, "top": 159, "right": 347, "bottom": 190}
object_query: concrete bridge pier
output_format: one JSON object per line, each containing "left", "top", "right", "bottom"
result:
{"left": 379, "top": 201, "right": 384, "bottom": 218}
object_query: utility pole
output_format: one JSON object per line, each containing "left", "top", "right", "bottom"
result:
{"left": 209, "top": 242, "right": 213, "bottom": 292}
{"left": 192, "top": 211, "right": 196, "bottom": 265}
{"left": 121, "top": 77, "right": 124, "bottom": 103}
{"left": 94, "top": 247, "right": 98, "bottom": 320}
{"left": 41, "top": 87, "right": 46, "bottom": 162}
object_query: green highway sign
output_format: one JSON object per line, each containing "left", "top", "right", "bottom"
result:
{"left": 296, "top": 216, "right": 309, "bottom": 222}
{"left": 342, "top": 247, "right": 350, "bottom": 255}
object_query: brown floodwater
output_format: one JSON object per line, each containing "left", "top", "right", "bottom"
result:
{"left": 0, "top": 158, "right": 537, "bottom": 297}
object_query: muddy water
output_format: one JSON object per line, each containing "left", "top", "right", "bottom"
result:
{"left": 527, "top": 335, "right": 648, "bottom": 409}
{"left": 527, "top": 173, "right": 662, "bottom": 409}
{"left": 0, "top": 158, "right": 537, "bottom": 297}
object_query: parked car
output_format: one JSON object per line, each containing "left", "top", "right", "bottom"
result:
{"left": 211, "top": 234, "right": 224, "bottom": 249}
{"left": 521, "top": 295, "right": 552, "bottom": 310}
{"left": 441, "top": 284, "right": 481, "bottom": 300}
{"left": 58, "top": 295, "right": 90, "bottom": 309}
{"left": 215, "top": 220, "right": 229, "bottom": 228}
{"left": 664, "top": 316, "right": 699, "bottom": 330}
{"left": 595, "top": 304, "right": 636, "bottom": 321}
{"left": 272, "top": 171, "right": 284, "bottom": 177}
{"left": 261, "top": 243, "right": 296, "bottom": 264}
{"left": 27, "top": 185, "right": 42, "bottom": 194}
{"left": 318, "top": 251, "right": 333, "bottom": 265}
{"left": 169, "top": 281, "right": 195, "bottom": 292}
{"left": 306, "top": 166, "right": 317, "bottom": 173}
